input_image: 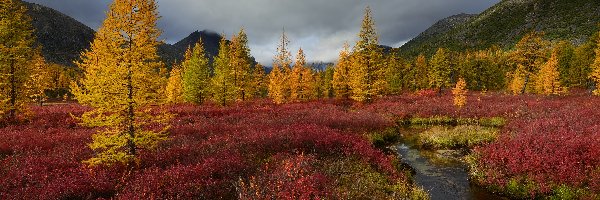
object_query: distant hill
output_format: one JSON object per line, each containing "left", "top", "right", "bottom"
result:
{"left": 24, "top": 2, "right": 225, "bottom": 67}
{"left": 25, "top": 2, "right": 95, "bottom": 66}
{"left": 398, "top": 0, "right": 600, "bottom": 57}
{"left": 158, "top": 30, "right": 224, "bottom": 66}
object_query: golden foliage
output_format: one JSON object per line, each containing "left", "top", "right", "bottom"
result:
{"left": 591, "top": 33, "right": 600, "bottom": 95}
{"left": 348, "top": 7, "right": 386, "bottom": 103}
{"left": 534, "top": 50, "right": 565, "bottom": 95}
{"left": 332, "top": 43, "right": 352, "bottom": 99}
{"left": 0, "top": 0, "right": 35, "bottom": 120}
{"left": 452, "top": 78, "right": 467, "bottom": 108}
{"left": 508, "top": 65, "right": 527, "bottom": 95}
{"left": 71, "top": 0, "right": 170, "bottom": 166}
{"left": 268, "top": 30, "right": 293, "bottom": 104}
{"left": 166, "top": 66, "right": 184, "bottom": 103}
{"left": 289, "top": 49, "right": 316, "bottom": 102}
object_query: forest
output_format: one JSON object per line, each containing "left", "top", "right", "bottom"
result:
{"left": 1, "top": 0, "right": 600, "bottom": 199}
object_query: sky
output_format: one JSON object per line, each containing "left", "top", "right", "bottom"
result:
{"left": 26, "top": 0, "right": 499, "bottom": 64}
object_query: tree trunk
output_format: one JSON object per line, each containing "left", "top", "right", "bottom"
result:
{"left": 9, "top": 60, "right": 16, "bottom": 121}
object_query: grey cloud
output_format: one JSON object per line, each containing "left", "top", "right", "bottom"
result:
{"left": 25, "top": 0, "right": 499, "bottom": 64}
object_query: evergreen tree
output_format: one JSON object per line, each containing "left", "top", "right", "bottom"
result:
{"left": 386, "top": 53, "right": 409, "bottom": 95}
{"left": 570, "top": 39, "right": 596, "bottom": 88}
{"left": 320, "top": 65, "right": 335, "bottom": 98}
{"left": 166, "top": 66, "right": 184, "bottom": 103}
{"left": 349, "top": 7, "right": 386, "bottom": 103}
{"left": 590, "top": 32, "right": 600, "bottom": 95}
{"left": 413, "top": 54, "right": 429, "bottom": 90}
{"left": 535, "top": 50, "right": 565, "bottom": 95}
{"left": 211, "top": 36, "right": 235, "bottom": 106}
{"left": 182, "top": 39, "right": 210, "bottom": 104}
{"left": 332, "top": 42, "right": 352, "bottom": 99}
{"left": 71, "top": 0, "right": 170, "bottom": 166}
{"left": 429, "top": 48, "right": 453, "bottom": 93}
{"left": 0, "top": 0, "right": 35, "bottom": 121}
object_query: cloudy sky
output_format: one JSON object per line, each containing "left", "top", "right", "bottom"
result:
{"left": 26, "top": 0, "right": 499, "bottom": 64}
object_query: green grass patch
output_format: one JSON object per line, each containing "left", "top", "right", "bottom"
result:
{"left": 368, "top": 128, "right": 400, "bottom": 149}
{"left": 402, "top": 116, "right": 505, "bottom": 128}
{"left": 417, "top": 125, "right": 499, "bottom": 149}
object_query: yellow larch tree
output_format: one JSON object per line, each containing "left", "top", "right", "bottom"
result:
{"left": 166, "top": 65, "right": 184, "bottom": 103}
{"left": 230, "top": 29, "right": 253, "bottom": 101}
{"left": 509, "top": 31, "right": 548, "bottom": 94}
{"left": 534, "top": 50, "right": 565, "bottom": 95}
{"left": 289, "top": 48, "right": 315, "bottom": 102}
{"left": 268, "top": 30, "right": 293, "bottom": 104}
{"left": 182, "top": 39, "right": 211, "bottom": 104}
{"left": 452, "top": 77, "right": 467, "bottom": 108}
{"left": 0, "top": 0, "right": 36, "bottom": 121}
{"left": 590, "top": 31, "right": 600, "bottom": 95}
{"left": 250, "top": 63, "right": 268, "bottom": 98}
{"left": 71, "top": 0, "right": 170, "bottom": 167}
{"left": 29, "top": 50, "right": 52, "bottom": 106}
{"left": 332, "top": 42, "right": 352, "bottom": 99}
{"left": 211, "top": 36, "right": 236, "bottom": 106}
{"left": 268, "top": 65, "right": 286, "bottom": 104}
{"left": 349, "top": 6, "right": 386, "bottom": 103}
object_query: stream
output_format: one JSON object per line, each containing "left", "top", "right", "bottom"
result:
{"left": 394, "top": 129, "right": 507, "bottom": 200}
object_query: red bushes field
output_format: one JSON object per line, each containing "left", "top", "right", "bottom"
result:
{"left": 365, "top": 92, "right": 600, "bottom": 198}
{"left": 0, "top": 101, "right": 402, "bottom": 199}
{"left": 1, "top": 92, "right": 599, "bottom": 198}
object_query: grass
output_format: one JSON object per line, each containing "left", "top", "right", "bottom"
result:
{"left": 417, "top": 125, "right": 499, "bottom": 150}
{"left": 404, "top": 116, "right": 505, "bottom": 128}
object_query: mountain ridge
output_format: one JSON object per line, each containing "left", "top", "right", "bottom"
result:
{"left": 24, "top": 2, "right": 223, "bottom": 67}
{"left": 398, "top": 0, "right": 600, "bottom": 57}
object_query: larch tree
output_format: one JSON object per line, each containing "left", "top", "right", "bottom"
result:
{"left": 268, "top": 30, "right": 293, "bottom": 104}
{"left": 289, "top": 48, "right": 315, "bottom": 102}
{"left": 534, "top": 50, "right": 565, "bottom": 95}
{"left": 211, "top": 36, "right": 235, "bottom": 106}
{"left": 332, "top": 42, "right": 352, "bottom": 99}
{"left": 386, "top": 53, "right": 409, "bottom": 95}
{"left": 230, "top": 29, "right": 253, "bottom": 101}
{"left": 320, "top": 65, "right": 335, "bottom": 98}
{"left": 349, "top": 6, "right": 386, "bottom": 103}
{"left": 182, "top": 39, "right": 210, "bottom": 104}
{"left": 452, "top": 77, "right": 467, "bottom": 108}
{"left": 166, "top": 65, "right": 184, "bottom": 103}
{"left": 251, "top": 63, "right": 268, "bottom": 98}
{"left": 413, "top": 54, "right": 429, "bottom": 90}
{"left": 71, "top": 0, "right": 170, "bottom": 167}
{"left": 590, "top": 32, "right": 600, "bottom": 95}
{"left": 29, "top": 50, "right": 52, "bottom": 106}
{"left": 510, "top": 31, "right": 548, "bottom": 94}
{"left": 268, "top": 64, "right": 286, "bottom": 104}
{"left": 0, "top": 0, "right": 35, "bottom": 121}
{"left": 429, "top": 48, "right": 453, "bottom": 93}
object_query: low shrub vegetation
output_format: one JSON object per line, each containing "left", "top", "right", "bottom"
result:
{"left": 417, "top": 125, "right": 499, "bottom": 149}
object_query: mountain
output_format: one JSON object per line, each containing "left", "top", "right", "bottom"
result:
{"left": 398, "top": 0, "right": 600, "bottom": 57}
{"left": 160, "top": 30, "right": 223, "bottom": 65}
{"left": 25, "top": 2, "right": 95, "bottom": 66}
{"left": 24, "top": 2, "right": 224, "bottom": 67}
